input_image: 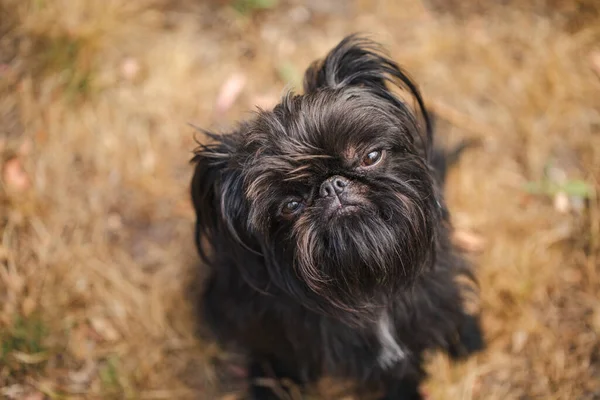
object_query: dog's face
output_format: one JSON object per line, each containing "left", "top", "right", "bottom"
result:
{"left": 192, "top": 36, "right": 441, "bottom": 316}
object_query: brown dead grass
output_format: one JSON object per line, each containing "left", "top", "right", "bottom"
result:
{"left": 1, "top": 0, "right": 599, "bottom": 399}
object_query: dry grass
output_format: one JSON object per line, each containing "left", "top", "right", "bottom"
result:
{"left": 1, "top": 0, "right": 599, "bottom": 399}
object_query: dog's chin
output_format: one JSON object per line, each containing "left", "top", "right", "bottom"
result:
{"left": 294, "top": 207, "right": 423, "bottom": 306}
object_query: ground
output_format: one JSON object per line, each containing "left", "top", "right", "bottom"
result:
{"left": 1, "top": 0, "right": 599, "bottom": 399}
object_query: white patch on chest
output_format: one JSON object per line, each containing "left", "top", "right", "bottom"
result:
{"left": 376, "top": 312, "right": 406, "bottom": 369}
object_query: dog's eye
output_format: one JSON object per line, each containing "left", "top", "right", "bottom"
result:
{"left": 361, "top": 150, "right": 384, "bottom": 167}
{"left": 281, "top": 200, "right": 303, "bottom": 216}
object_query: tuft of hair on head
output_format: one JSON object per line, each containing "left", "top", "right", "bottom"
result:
{"left": 303, "top": 34, "right": 433, "bottom": 158}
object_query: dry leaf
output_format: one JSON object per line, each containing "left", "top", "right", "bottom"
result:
{"left": 121, "top": 57, "right": 141, "bottom": 81}
{"left": 89, "top": 317, "right": 120, "bottom": 342}
{"left": 215, "top": 73, "right": 246, "bottom": 114}
{"left": 12, "top": 351, "right": 49, "bottom": 364}
{"left": 453, "top": 229, "right": 486, "bottom": 253}
{"left": 288, "top": 6, "right": 310, "bottom": 24}
{"left": 553, "top": 191, "right": 570, "bottom": 213}
{"left": 3, "top": 157, "right": 30, "bottom": 191}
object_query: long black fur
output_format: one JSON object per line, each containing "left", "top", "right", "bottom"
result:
{"left": 191, "top": 35, "right": 483, "bottom": 399}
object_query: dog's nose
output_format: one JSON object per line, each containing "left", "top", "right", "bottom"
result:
{"left": 319, "top": 176, "right": 349, "bottom": 198}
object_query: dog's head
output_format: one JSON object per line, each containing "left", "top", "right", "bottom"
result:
{"left": 192, "top": 36, "right": 441, "bottom": 318}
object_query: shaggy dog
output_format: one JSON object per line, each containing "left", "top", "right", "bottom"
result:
{"left": 191, "top": 35, "right": 483, "bottom": 399}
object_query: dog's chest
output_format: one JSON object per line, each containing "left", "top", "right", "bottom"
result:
{"left": 376, "top": 312, "right": 406, "bottom": 369}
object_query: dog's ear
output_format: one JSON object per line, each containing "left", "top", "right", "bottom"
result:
{"left": 190, "top": 133, "right": 243, "bottom": 264}
{"left": 303, "top": 34, "right": 433, "bottom": 155}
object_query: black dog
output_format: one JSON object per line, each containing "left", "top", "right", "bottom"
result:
{"left": 191, "top": 35, "right": 483, "bottom": 399}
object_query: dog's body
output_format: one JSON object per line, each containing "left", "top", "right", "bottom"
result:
{"left": 191, "top": 36, "right": 483, "bottom": 399}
